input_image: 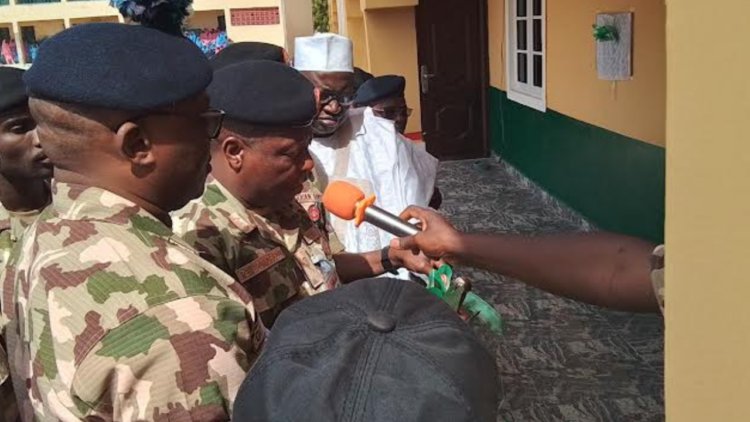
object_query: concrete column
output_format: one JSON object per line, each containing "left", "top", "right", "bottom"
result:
{"left": 223, "top": 7, "right": 233, "bottom": 40}
{"left": 11, "top": 21, "right": 25, "bottom": 65}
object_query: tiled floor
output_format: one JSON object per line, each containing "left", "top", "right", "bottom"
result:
{"left": 437, "top": 159, "right": 664, "bottom": 422}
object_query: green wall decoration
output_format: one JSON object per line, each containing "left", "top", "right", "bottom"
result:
{"left": 592, "top": 24, "right": 619, "bottom": 42}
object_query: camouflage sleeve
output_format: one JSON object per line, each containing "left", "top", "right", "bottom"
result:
{"left": 21, "top": 214, "right": 265, "bottom": 421}
{"left": 71, "top": 297, "right": 257, "bottom": 420}
{"left": 651, "top": 245, "right": 665, "bottom": 313}
{"left": 174, "top": 204, "right": 234, "bottom": 276}
{"left": 0, "top": 208, "right": 43, "bottom": 421}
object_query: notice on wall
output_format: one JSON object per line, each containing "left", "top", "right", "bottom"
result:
{"left": 596, "top": 12, "right": 633, "bottom": 80}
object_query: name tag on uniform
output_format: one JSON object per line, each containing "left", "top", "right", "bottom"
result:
{"left": 296, "top": 192, "right": 317, "bottom": 204}
{"left": 235, "top": 247, "right": 286, "bottom": 283}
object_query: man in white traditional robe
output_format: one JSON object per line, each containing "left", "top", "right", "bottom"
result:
{"left": 294, "top": 33, "right": 438, "bottom": 255}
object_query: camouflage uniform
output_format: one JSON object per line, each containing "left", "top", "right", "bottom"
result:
{"left": 0, "top": 205, "right": 44, "bottom": 422}
{"left": 173, "top": 179, "right": 344, "bottom": 327}
{"left": 0, "top": 182, "right": 265, "bottom": 421}
{"left": 651, "top": 245, "right": 665, "bottom": 313}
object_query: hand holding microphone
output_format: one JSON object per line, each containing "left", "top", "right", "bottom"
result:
{"left": 391, "top": 206, "right": 463, "bottom": 265}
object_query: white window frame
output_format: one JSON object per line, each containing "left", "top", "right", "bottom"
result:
{"left": 505, "top": 0, "right": 546, "bottom": 112}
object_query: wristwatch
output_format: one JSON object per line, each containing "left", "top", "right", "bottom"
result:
{"left": 381, "top": 246, "right": 398, "bottom": 274}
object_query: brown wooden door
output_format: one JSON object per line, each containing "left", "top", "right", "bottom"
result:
{"left": 416, "top": 0, "right": 489, "bottom": 160}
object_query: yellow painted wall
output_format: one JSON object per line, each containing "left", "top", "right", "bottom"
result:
{"left": 665, "top": 0, "right": 750, "bottom": 420}
{"left": 194, "top": 0, "right": 278, "bottom": 12}
{"left": 280, "top": 0, "right": 313, "bottom": 55}
{"left": 0, "top": 0, "right": 296, "bottom": 46}
{"left": 360, "top": 0, "right": 416, "bottom": 9}
{"left": 0, "top": 2, "right": 117, "bottom": 23}
{"left": 227, "top": 23, "right": 285, "bottom": 46}
{"left": 488, "top": 0, "right": 506, "bottom": 90}
{"left": 187, "top": 10, "right": 224, "bottom": 30}
{"left": 329, "top": 0, "right": 339, "bottom": 32}
{"left": 344, "top": 0, "right": 367, "bottom": 69}
{"left": 488, "top": 0, "right": 666, "bottom": 147}
{"left": 70, "top": 16, "right": 119, "bottom": 25}
{"left": 362, "top": 6, "right": 420, "bottom": 134}
{"left": 21, "top": 19, "right": 63, "bottom": 39}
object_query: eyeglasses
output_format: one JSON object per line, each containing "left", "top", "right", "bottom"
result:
{"left": 372, "top": 106, "right": 413, "bottom": 120}
{"left": 120, "top": 108, "right": 226, "bottom": 139}
{"left": 320, "top": 90, "right": 354, "bottom": 107}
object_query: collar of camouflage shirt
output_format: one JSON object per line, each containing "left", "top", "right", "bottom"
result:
{"left": 209, "top": 179, "right": 301, "bottom": 252}
{"left": 50, "top": 181, "right": 176, "bottom": 239}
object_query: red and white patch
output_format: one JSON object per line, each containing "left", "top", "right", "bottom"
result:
{"left": 307, "top": 205, "right": 321, "bottom": 222}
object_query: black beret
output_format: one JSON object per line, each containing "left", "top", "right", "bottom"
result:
{"left": 353, "top": 66, "right": 374, "bottom": 90}
{"left": 210, "top": 42, "right": 286, "bottom": 71}
{"left": 208, "top": 60, "right": 317, "bottom": 127}
{"left": 354, "top": 74, "right": 405, "bottom": 107}
{"left": 24, "top": 23, "right": 212, "bottom": 111}
{"left": 234, "top": 278, "right": 499, "bottom": 422}
{"left": 0, "top": 67, "right": 27, "bottom": 114}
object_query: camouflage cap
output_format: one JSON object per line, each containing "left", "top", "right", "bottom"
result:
{"left": 233, "top": 277, "right": 499, "bottom": 422}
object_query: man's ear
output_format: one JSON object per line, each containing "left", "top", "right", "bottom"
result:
{"left": 222, "top": 136, "right": 246, "bottom": 172}
{"left": 117, "top": 122, "right": 155, "bottom": 167}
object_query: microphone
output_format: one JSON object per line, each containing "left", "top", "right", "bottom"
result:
{"left": 322, "top": 181, "right": 419, "bottom": 237}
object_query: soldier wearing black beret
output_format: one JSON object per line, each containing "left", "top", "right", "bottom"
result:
{"left": 210, "top": 41, "right": 288, "bottom": 71}
{"left": 3, "top": 22, "right": 266, "bottom": 421}
{"left": 173, "top": 60, "right": 436, "bottom": 327}
{"left": 354, "top": 74, "right": 411, "bottom": 135}
{"left": 354, "top": 75, "right": 443, "bottom": 209}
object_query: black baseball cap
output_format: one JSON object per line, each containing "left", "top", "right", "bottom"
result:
{"left": 234, "top": 277, "right": 499, "bottom": 422}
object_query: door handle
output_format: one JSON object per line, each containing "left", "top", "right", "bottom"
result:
{"left": 420, "top": 65, "right": 435, "bottom": 94}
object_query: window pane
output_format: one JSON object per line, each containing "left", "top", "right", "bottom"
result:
{"left": 533, "top": 54, "right": 543, "bottom": 87}
{"left": 533, "top": 0, "right": 542, "bottom": 16}
{"left": 517, "top": 20, "right": 527, "bottom": 50}
{"left": 533, "top": 19, "right": 542, "bottom": 52}
{"left": 517, "top": 0, "right": 527, "bottom": 17}
{"left": 518, "top": 53, "right": 528, "bottom": 83}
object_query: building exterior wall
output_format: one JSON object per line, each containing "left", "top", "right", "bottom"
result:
{"left": 490, "top": 0, "right": 665, "bottom": 146}
{"left": 20, "top": 19, "right": 63, "bottom": 39}
{"left": 280, "top": 0, "right": 313, "bottom": 56}
{"left": 0, "top": 0, "right": 313, "bottom": 65}
{"left": 186, "top": 9, "right": 224, "bottom": 30}
{"left": 665, "top": 0, "right": 750, "bottom": 419}
{"left": 488, "top": 0, "right": 666, "bottom": 242}
{"left": 362, "top": 6, "right": 420, "bottom": 135}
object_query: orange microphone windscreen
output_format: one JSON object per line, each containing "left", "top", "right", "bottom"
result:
{"left": 322, "top": 181, "right": 366, "bottom": 221}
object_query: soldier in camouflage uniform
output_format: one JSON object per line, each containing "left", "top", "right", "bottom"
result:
{"left": 0, "top": 67, "right": 53, "bottom": 422}
{"left": 0, "top": 24, "right": 265, "bottom": 421}
{"left": 174, "top": 61, "right": 435, "bottom": 326}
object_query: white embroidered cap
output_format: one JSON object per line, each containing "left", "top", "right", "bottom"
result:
{"left": 294, "top": 33, "right": 354, "bottom": 73}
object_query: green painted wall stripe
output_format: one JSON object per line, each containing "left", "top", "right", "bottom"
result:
{"left": 490, "top": 87, "right": 665, "bottom": 243}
